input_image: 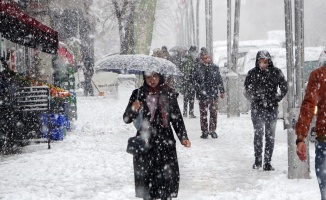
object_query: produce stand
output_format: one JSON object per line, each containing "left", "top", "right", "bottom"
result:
{"left": 0, "top": 70, "right": 73, "bottom": 152}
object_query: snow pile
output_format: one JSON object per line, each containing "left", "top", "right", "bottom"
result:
{"left": 0, "top": 86, "right": 321, "bottom": 200}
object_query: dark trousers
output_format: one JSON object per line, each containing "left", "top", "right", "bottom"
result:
{"left": 315, "top": 141, "right": 326, "bottom": 200}
{"left": 183, "top": 90, "right": 195, "bottom": 115}
{"left": 251, "top": 108, "right": 278, "bottom": 164}
{"left": 199, "top": 99, "right": 218, "bottom": 133}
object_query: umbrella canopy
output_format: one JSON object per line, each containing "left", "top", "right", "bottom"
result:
{"left": 95, "top": 54, "right": 182, "bottom": 76}
{"left": 169, "top": 45, "right": 188, "bottom": 52}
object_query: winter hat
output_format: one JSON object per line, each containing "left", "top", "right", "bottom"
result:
{"left": 200, "top": 47, "right": 208, "bottom": 56}
{"left": 256, "top": 50, "right": 271, "bottom": 60}
{"left": 161, "top": 46, "right": 168, "bottom": 52}
{"left": 189, "top": 46, "right": 197, "bottom": 53}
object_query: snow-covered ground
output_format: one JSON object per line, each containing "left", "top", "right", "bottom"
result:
{"left": 0, "top": 86, "right": 321, "bottom": 200}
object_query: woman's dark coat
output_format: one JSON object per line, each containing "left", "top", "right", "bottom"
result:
{"left": 123, "top": 85, "right": 188, "bottom": 199}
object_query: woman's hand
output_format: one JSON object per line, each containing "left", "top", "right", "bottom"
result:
{"left": 181, "top": 140, "right": 191, "bottom": 148}
{"left": 131, "top": 100, "right": 142, "bottom": 112}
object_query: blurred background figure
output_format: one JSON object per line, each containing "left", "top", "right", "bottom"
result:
{"left": 180, "top": 46, "right": 198, "bottom": 118}
{"left": 170, "top": 47, "right": 187, "bottom": 92}
{"left": 152, "top": 48, "right": 163, "bottom": 58}
{"left": 161, "top": 46, "right": 171, "bottom": 60}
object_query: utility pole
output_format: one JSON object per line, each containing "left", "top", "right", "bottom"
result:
{"left": 196, "top": 0, "right": 200, "bottom": 47}
{"left": 285, "top": 0, "right": 309, "bottom": 179}
{"left": 180, "top": 4, "right": 185, "bottom": 46}
{"left": 232, "top": 0, "right": 240, "bottom": 73}
{"left": 294, "top": 0, "right": 304, "bottom": 104}
{"left": 190, "top": 0, "right": 196, "bottom": 45}
{"left": 205, "top": 0, "right": 213, "bottom": 55}
{"left": 227, "top": 0, "right": 240, "bottom": 118}
{"left": 184, "top": 2, "right": 189, "bottom": 47}
{"left": 208, "top": 0, "right": 212, "bottom": 55}
{"left": 227, "top": 0, "right": 231, "bottom": 73}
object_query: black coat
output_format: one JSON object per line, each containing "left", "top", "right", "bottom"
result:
{"left": 180, "top": 55, "right": 196, "bottom": 95}
{"left": 244, "top": 51, "right": 288, "bottom": 112}
{"left": 123, "top": 85, "right": 188, "bottom": 199}
{"left": 192, "top": 62, "right": 225, "bottom": 101}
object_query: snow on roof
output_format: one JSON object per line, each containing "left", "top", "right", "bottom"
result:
{"left": 117, "top": 74, "right": 137, "bottom": 79}
{"left": 213, "top": 40, "right": 283, "bottom": 67}
{"left": 213, "top": 39, "right": 282, "bottom": 49}
{"left": 304, "top": 46, "right": 324, "bottom": 61}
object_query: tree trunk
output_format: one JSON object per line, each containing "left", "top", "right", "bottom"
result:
{"left": 134, "top": 0, "right": 157, "bottom": 55}
{"left": 122, "top": 1, "right": 136, "bottom": 54}
{"left": 80, "top": 9, "right": 95, "bottom": 96}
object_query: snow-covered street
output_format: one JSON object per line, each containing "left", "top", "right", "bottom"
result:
{"left": 0, "top": 91, "right": 321, "bottom": 200}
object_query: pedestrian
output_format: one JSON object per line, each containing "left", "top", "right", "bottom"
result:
{"left": 152, "top": 48, "right": 163, "bottom": 58}
{"left": 123, "top": 71, "right": 191, "bottom": 200}
{"left": 180, "top": 45, "right": 198, "bottom": 118}
{"left": 244, "top": 50, "right": 288, "bottom": 171}
{"left": 295, "top": 62, "right": 326, "bottom": 200}
{"left": 192, "top": 47, "right": 225, "bottom": 139}
{"left": 153, "top": 47, "right": 175, "bottom": 89}
{"left": 161, "top": 46, "right": 171, "bottom": 60}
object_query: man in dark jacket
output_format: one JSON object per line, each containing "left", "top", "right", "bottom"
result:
{"left": 244, "top": 50, "right": 288, "bottom": 171}
{"left": 180, "top": 46, "right": 198, "bottom": 118}
{"left": 192, "top": 48, "right": 225, "bottom": 139}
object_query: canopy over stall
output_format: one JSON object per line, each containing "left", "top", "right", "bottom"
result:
{"left": 0, "top": 0, "right": 58, "bottom": 54}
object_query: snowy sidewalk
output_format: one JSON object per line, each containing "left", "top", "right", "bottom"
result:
{"left": 0, "top": 93, "right": 320, "bottom": 200}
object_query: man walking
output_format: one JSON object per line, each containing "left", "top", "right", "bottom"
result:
{"left": 296, "top": 61, "right": 326, "bottom": 199}
{"left": 193, "top": 47, "right": 225, "bottom": 139}
{"left": 181, "top": 46, "right": 198, "bottom": 118}
{"left": 244, "top": 50, "right": 287, "bottom": 171}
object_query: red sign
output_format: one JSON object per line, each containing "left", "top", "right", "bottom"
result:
{"left": 58, "top": 47, "right": 74, "bottom": 65}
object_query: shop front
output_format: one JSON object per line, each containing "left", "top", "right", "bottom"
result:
{"left": 0, "top": 0, "right": 74, "bottom": 152}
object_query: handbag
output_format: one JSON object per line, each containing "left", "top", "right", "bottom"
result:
{"left": 126, "top": 136, "right": 149, "bottom": 156}
{"left": 133, "top": 110, "right": 143, "bottom": 131}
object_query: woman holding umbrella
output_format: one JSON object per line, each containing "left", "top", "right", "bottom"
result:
{"left": 123, "top": 71, "right": 191, "bottom": 200}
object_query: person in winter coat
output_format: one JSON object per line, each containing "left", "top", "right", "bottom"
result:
{"left": 123, "top": 71, "right": 191, "bottom": 200}
{"left": 180, "top": 46, "right": 198, "bottom": 118}
{"left": 244, "top": 50, "right": 288, "bottom": 171}
{"left": 295, "top": 63, "right": 326, "bottom": 200}
{"left": 161, "top": 46, "right": 171, "bottom": 60}
{"left": 192, "top": 48, "right": 225, "bottom": 139}
{"left": 152, "top": 48, "right": 163, "bottom": 58}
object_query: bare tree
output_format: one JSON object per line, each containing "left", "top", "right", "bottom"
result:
{"left": 111, "top": 0, "right": 138, "bottom": 54}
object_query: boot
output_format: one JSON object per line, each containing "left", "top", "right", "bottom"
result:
{"left": 200, "top": 132, "right": 209, "bottom": 139}
{"left": 263, "top": 163, "right": 275, "bottom": 171}
{"left": 253, "top": 157, "right": 262, "bottom": 169}
{"left": 189, "top": 113, "right": 196, "bottom": 118}
{"left": 209, "top": 131, "right": 218, "bottom": 139}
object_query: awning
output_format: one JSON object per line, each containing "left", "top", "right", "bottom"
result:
{"left": 0, "top": 0, "right": 58, "bottom": 54}
{"left": 58, "top": 42, "right": 74, "bottom": 65}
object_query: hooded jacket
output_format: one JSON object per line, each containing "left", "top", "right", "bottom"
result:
{"left": 296, "top": 65, "right": 326, "bottom": 140}
{"left": 244, "top": 50, "right": 288, "bottom": 111}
